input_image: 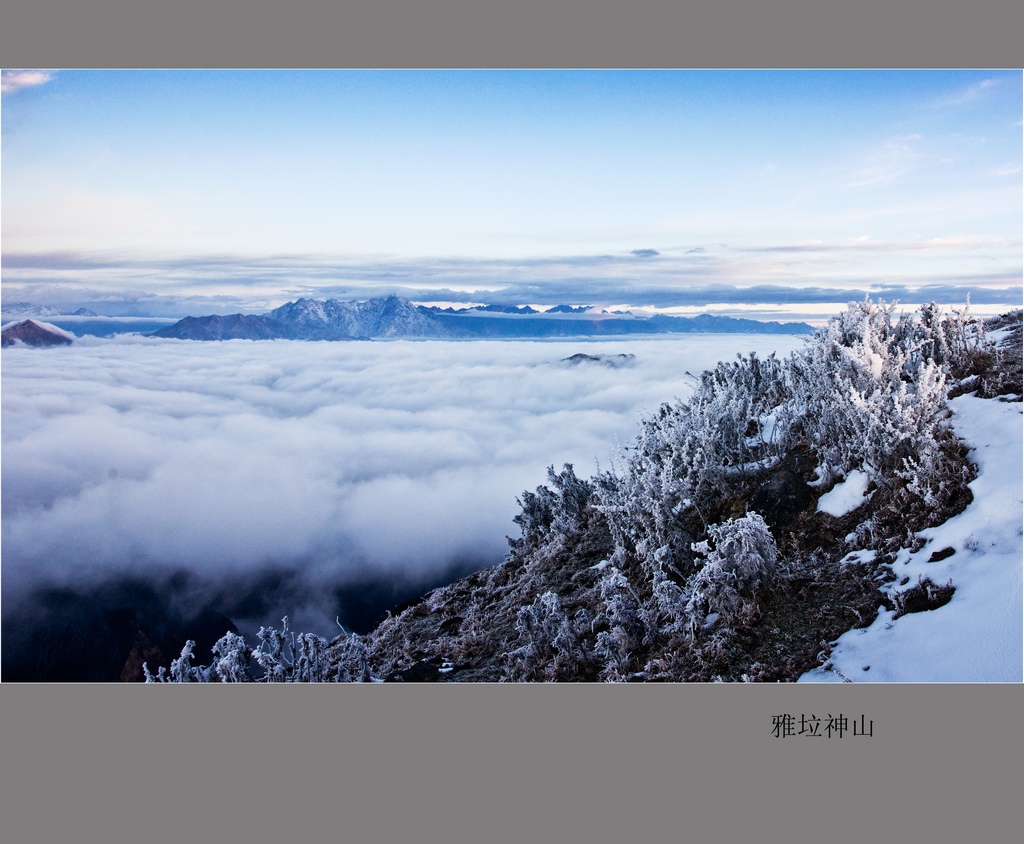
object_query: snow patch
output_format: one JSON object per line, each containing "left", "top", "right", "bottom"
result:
{"left": 801, "top": 394, "right": 1023, "bottom": 682}
{"left": 816, "top": 469, "right": 871, "bottom": 517}
{"left": 841, "top": 549, "right": 877, "bottom": 566}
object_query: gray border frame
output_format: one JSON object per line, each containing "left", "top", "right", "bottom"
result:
{"left": 2, "top": 1, "right": 1022, "bottom": 841}
{"left": 2, "top": 0, "right": 1023, "bottom": 67}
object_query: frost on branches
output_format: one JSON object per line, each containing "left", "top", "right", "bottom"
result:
{"left": 489, "top": 298, "right": 990, "bottom": 681}
{"left": 685, "top": 513, "right": 778, "bottom": 637}
{"left": 502, "top": 591, "right": 592, "bottom": 682}
{"left": 144, "top": 617, "right": 371, "bottom": 683}
{"left": 510, "top": 464, "right": 595, "bottom": 555}
{"left": 788, "top": 299, "right": 957, "bottom": 490}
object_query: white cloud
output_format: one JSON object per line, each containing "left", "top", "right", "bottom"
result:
{"left": 933, "top": 77, "right": 1001, "bottom": 109}
{"left": 1, "top": 69, "right": 56, "bottom": 96}
{"left": 2, "top": 334, "right": 807, "bottom": 634}
{"left": 845, "top": 135, "right": 923, "bottom": 188}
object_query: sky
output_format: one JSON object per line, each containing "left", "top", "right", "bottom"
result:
{"left": 2, "top": 69, "right": 1022, "bottom": 317}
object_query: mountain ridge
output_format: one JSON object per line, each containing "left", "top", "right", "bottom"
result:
{"left": 150, "top": 295, "right": 815, "bottom": 340}
{"left": 1, "top": 303, "right": 99, "bottom": 319}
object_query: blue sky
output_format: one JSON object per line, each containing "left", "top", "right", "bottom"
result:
{"left": 2, "top": 69, "right": 1021, "bottom": 317}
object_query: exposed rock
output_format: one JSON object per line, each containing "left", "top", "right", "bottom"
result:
{"left": 927, "top": 546, "right": 956, "bottom": 563}
{"left": 892, "top": 578, "right": 955, "bottom": 619}
{"left": 747, "top": 468, "right": 816, "bottom": 531}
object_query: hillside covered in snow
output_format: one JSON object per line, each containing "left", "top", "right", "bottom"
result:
{"left": 142, "top": 301, "right": 1022, "bottom": 683}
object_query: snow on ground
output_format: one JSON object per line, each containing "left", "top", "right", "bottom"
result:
{"left": 816, "top": 469, "right": 871, "bottom": 517}
{"left": 800, "top": 393, "right": 1023, "bottom": 682}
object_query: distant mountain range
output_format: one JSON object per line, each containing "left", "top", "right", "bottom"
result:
{"left": 1, "top": 303, "right": 99, "bottom": 320}
{"left": 150, "top": 296, "right": 815, "bottom": 341}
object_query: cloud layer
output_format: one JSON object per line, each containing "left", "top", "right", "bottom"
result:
{"left": 3, "top": 244, "right": 1020, "bottom": 320}
{"left": 2, "top": 333, "right": 806, "bottom": 641}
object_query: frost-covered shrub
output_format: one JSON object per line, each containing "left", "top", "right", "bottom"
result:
{"left": 594, "top": 405, "right": 710, "bottom": 581}
{"left": 684, "top": 513, "right": 778, "bottom": 636}
{"left": 211, "top": 631, "right": 252, "bottom": 682}
{"left": 913, "top": 300, "right": 991, "bottom": 381}
{"left": 510, "top": 464, "right": 595, "bottom": 554}
{"left": 147, "top": 616, "right": 371, "bottom": 683}
{"left": 597, "top": 299, "right": 980, "bottom": 554}
{"left": 502, "top": 591, "right": 590, "bottom": 681}
{"left": 251, "top": 621, "right": 289, "bottom": 682}
{"left": 289, "top": 632, "right": 330, "bottom": 683}
{"left": 786, "top": 299, "right": 961, "bottom": 489}
{"left": 446, "top": 603, "right": 491, "bottom": 665}
{"left": 593, "top": 350, "right": 793, "bottom": 584}
{"left": 366, "top": 609, "right": 422, "bottom": 677}
{"left": 330, "top": 630, "right": 373, "bottom": 683}
{"left": 593, "top": 567, "right": 657, "bottom": 681}
{"left": 594, "top": 453, "right": 685, "bottom": 583}
{"left": 249, "top": 616, "right": 322, "bottom": 682}
{"left": 149, "top": 629, "right": 256, "bottom": 683}
{"left": 144, "top": 639, "right": 211, "bottom": 683}
{"left": 695, "top": 351, "right": 791, "bottom": 474}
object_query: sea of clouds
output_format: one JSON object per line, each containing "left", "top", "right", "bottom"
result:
{"left": 2, "top": 333, "right": 806, "bottom": 649}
